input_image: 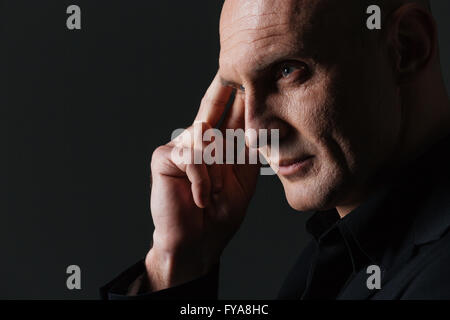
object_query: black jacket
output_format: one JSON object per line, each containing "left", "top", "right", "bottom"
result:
{"left": 102, "top": 134, "right": 450, "bottom": 300}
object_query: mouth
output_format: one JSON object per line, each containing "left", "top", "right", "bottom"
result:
{"left": 276, "top": 155, "right": 314, "bottom": 177}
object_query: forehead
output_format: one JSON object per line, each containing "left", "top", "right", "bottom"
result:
{"left": 219, "top": 0, "right": 303, "bottom": 37}
{"left": 219, "top": 0, "right": 359, "bottom": 78}
{"left": 219, "top": 0, "right": 307, "bottom": 67}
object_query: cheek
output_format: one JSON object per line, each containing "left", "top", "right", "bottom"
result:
{"left": 288, "top": 87, "right": 351, "bottom": 168}
{"left": 286, "top": 80, "right": 346, "bottom": 163}
{"left": 272, "top": 83, "right": 360, "bottom": 210}
{"left": 275, "top": 81, "right": 336, "bottom": 141}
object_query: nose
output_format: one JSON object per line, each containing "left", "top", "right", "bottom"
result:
{"left": 244, "top": 91, "right": 267, "bottom": 148}
{"left": 244, "top": 91, "right": 288, "bottom": 148}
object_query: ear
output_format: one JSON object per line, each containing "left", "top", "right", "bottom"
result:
{"left": 386, "top": 3, "right": 437, "bottom": 83}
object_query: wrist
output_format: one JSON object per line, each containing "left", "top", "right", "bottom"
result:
{"left": 144, "top": 245, "right": 216, "bottom": 291}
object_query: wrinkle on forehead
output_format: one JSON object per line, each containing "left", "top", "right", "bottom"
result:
{"left": 219, "top": 0, "right": 310, "bottom": 46}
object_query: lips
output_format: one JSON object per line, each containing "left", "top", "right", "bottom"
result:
{"left": 276, "top": 155, "right": 314, "bottom": 176}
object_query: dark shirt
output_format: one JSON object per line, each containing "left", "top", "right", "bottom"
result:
{"left": 102, "top": 134, "right": 450, "bottom": 300}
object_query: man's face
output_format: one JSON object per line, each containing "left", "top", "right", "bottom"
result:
{"left": 219, "top": 0, "right": 403, "bottom": 211}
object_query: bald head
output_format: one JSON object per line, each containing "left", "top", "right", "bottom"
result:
{"left": 219, "top": 0, "right": 366, "bottom": 80}
{"left": 220, "top": 0, "right": 432, "bottom": 49}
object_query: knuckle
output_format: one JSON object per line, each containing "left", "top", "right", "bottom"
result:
{"left": 202, "top": 95, "right": 227, "bottom": 107}
{"left": 151, "top": 145, "right": 169, "bottom": 168}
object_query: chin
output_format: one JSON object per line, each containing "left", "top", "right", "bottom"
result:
{"left": 280, "top": 168, "right": 345, "bottom": 212}
{"left": 284, "top": 186, "right": 327, "bottom": 212}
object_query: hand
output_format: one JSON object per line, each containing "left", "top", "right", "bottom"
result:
{"left": 145, "top": 72, "right": 260, "bottom": 290}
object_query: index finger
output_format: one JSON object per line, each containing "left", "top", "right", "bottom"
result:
{"left": 194, "top": 72, "right": 233, "bottom": 126}
{"left": 220, "top": 92, "right": 245, "bottom": 131}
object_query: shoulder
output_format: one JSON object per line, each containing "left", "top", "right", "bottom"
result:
{"left": 401, "top": 230, "right": 450, "bottom": 299}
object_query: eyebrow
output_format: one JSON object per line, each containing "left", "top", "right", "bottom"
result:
{"left": 219, "top": 45, "right": 308, "bottom": 89}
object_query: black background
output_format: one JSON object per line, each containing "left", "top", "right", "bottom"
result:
{"left": 2, "top": 1, "right": 449, "bottom": 299}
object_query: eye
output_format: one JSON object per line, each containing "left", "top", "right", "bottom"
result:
{"left": 281, "top": 65, "right": 297, "bottom": 78}
{"left": 276, "top": 61, "right": 310, "bottom": 83}
{"left": 239, "top": 84, "right": 245, "bottom": 92}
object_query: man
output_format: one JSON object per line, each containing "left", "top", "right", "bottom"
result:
{"left": 102, "top": 0, "right": 450, "bottom": 299}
